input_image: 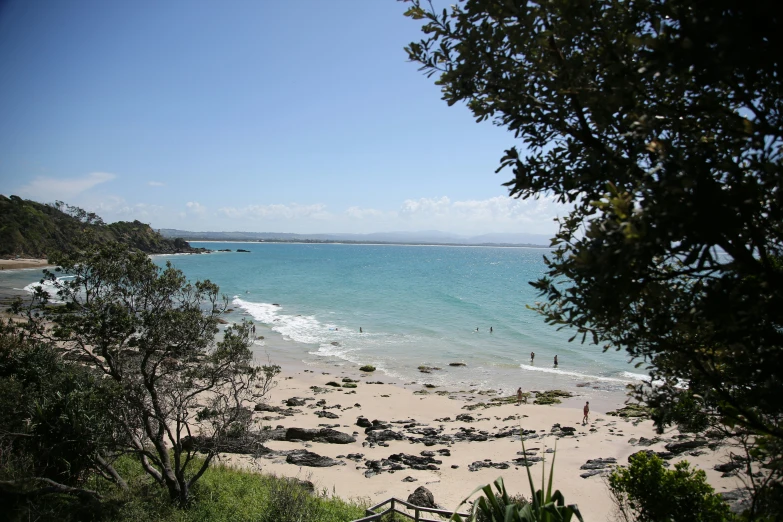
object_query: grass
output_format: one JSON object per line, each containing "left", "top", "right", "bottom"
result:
{"left": 5, "top": 455, "right": 368, "bottom": 522}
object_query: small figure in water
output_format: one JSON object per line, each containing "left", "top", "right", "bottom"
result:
{"left": 530, "top": 351, "right": 535, "bottom": 362}
{"left": 475, "top": 327, "right": 479, "bottom": 332}
{"left": 359, "top": 327, "right": 363, "bottom": 333}
{"left": 554, "top": 354, "right": 558, "bottom": 366}
{"left": 490, "top": 326, "right": 493, "bottom": 334}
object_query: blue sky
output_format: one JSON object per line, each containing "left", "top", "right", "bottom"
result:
{"left": 0, "top": 0, "right": 564, "bottom": 235}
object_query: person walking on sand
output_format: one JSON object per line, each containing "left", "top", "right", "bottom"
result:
{"left": 517, "top": 387, "right": 523, "bottom": 406}
{"left": 583, "top": 401, "right": 590, "bottom": 424}
{"left": 554, "top": 354, "right": 558, "bottom": 366}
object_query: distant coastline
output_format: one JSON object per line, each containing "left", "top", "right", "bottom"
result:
{"left": 188, "top": 238, "right": 552, "bottom": 248}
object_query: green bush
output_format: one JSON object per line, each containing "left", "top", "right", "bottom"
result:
{"left": 608, "top": 451, "right": 734, "bottom": 522}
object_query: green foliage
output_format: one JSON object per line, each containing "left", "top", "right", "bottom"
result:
{"left": 608, "top": 451, "right": 734, "bottom": 522}
{"left": 16, "top": 242, "right": 280, "bottom": 505}
{"left": 405, "top": 0, "right": 783, "bottom": 513}
{"left": 452, "top": 441, "right": 582, "bottom": 522}
{"left": 0, "top": 329, "right": 123, "bottom": 488}
{"left": 0, "top": 194, "right": 198, "bottom": 257}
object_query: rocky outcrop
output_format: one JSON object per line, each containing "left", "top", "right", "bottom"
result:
{"left": 664, "top": 439, "right": 707, "bottom": 454}
{"left": 285, "top": 427, "right": 355, "bottom": 444}
{"left": 579, "top": 458, "right": 617, "bottom": 478}
{"left": 286, "top": 449, "right": 344, "bottom": 467}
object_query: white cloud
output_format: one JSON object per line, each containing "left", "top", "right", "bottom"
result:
{"left": 148, "top": 181, "right": 165, "bottom": 187}
{"left": 186, "top": 201, "right": 206, "bottom": 215}
{"left": 396, "top": 195, "right": 563, "bottom": 234}
{"left": 211, "top": 196, "right": 564, "bottom": 235}
{"left": 218, "top": 203, "right": 331, "bottom": 220}
{"left": 16, "top": 172, "right": 116, "bottom": 201}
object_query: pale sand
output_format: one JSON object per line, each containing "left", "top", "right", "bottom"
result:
{"left": 0, "top": 258, "right": 52, "bottom": 270}
{"left": 222, "top": 364, "right": 745, "bottom": 520}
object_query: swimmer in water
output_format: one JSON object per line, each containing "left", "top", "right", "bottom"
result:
{"left": 530, "top": 351, "right": 535, "bottom": 362}
{"left": 554, "top": 354, "right": 558, "bottom": 366}
{"left": 490, "top": 326, "right": 493, "bottom": 333}
{"left": 476, "top": 327, "right": 479, "bottom": 332}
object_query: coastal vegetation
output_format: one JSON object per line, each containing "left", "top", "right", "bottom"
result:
{"left": 608, "top": 452, "right": 734, "bottom": 522}
{"left": 0, "top": 195, "right": 202, "bottom": 257}
{"left": 405, "top": 0, "right": 782, "bottom": 517}
{"left": 5, "top": 242, "right": 280, "bottom": 506}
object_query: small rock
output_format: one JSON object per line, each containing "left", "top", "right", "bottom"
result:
{"left": 407, "top": 486, "right": 438, "bottom": 509}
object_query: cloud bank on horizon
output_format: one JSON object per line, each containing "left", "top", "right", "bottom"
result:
{"left": 6, "top": 171, "right": 565, "bottom": 236}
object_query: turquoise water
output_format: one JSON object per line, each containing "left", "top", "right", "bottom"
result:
{"left": 160, "top": 243, "right": 648, "bottom": 396}
{"left": 2, "top": 243, "right": 649, "bottom": 398}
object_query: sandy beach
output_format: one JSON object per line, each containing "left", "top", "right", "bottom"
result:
{"left": 221, "top": 359, "right": 745, "bottom": 520}
{"left": 0, "top": 258, "right": 52, "bottom": 270}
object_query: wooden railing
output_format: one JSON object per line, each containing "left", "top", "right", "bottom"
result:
{"left": 351, "top": 497, "right": 469, "bottom": 522}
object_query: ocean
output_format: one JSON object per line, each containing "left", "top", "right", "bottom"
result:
{"left": 3, "top": 242, "right": 650, "bottom": 402}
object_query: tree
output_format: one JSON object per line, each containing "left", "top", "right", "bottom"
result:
{"left": 16, "top": 242, "right": 279, "bottom": 505}
{"left": 405, "top": 0, "right": 782, "bottom": 516}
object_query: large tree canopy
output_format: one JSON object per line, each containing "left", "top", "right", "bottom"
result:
{"left": 405, "top": 0, "right": 781, "bottom": 515}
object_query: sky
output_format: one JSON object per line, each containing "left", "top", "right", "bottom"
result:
{"left": 0, "top": 0, "right": 566, "bottom": 236}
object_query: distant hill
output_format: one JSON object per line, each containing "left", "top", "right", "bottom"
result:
{"left": 0, "top": 195, "right": 203, "bottom": 258}
{"left": 158, "top": 228, "right": 552, "bottom": 247}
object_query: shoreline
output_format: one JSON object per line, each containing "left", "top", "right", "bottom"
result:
{"left": 223, "top": 362, "right": 744, "bottom": 519}
{"left": 0, "top": 274, "right": 746, "bottom": 518}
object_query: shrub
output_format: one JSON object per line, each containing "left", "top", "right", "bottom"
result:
{"left": 359, "top": 365, "right": 376, "bottom": 372}
{"left": 608, "top": 451, "right": 734, "bottom": 522}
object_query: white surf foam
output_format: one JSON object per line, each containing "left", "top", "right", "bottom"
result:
{"left": 233, "top": 297, "right": 351, "bottom": 346}
{"left": 23, "top": 276, "right": 73, "bottom": 303}
{"left": 519, "top": 363, "right": 643, "bottom": 383}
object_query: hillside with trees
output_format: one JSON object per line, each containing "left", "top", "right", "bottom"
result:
{"left": 0, "top": 195, "right": 203, "bottom": 258}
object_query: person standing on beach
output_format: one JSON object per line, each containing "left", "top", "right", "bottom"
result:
{"left": 583, "top": 401, "right": 590, "bottom": 424}
{"left": 517, "top": 387, "right": 523, "bottom": 406}
{"left": 554, "top": 354, "right": 558, "bottom": 366}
